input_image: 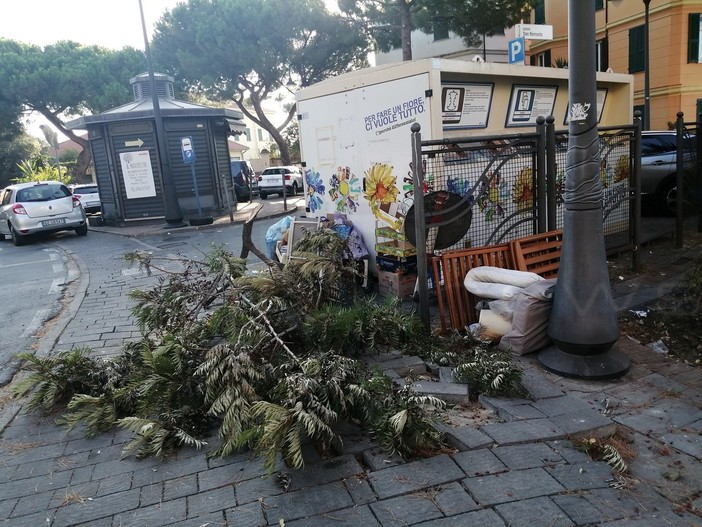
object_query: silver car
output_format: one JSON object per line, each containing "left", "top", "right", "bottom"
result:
{"left": 640, "top": 131, "right": 696, "bottom": 215}
{"left": 0, "top": 181, "right": 88, "bottom": 246}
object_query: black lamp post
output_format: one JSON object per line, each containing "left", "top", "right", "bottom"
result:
{"left": 643, "top": 0, "right": 651, "bottom": 131}
{"left": 538, "top": 0, "right": 630, "bottom": 379}
{"left": 138, "top": 0, "right": 185, "bottom": 227}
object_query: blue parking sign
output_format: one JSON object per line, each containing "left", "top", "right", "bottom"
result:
{"left": 181, "top": 136, "right": 196, "bottom": 163}
{"left": 508, "top": 37, "right": 525, "bottom": 65}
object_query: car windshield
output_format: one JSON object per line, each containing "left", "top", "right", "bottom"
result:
{"left": 75, "top": 186, "right": 98, "bottom": 194}
{"left": 17, "top": 185, "right": 70, "bottom": 202}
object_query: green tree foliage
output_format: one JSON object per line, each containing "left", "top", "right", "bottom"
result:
{"left": 150, "top": 0, "right": 370, "bottom": 165}
{"left": 0, "top": 39, "right": 146, "bottom": 178}
{"left": 0, "top": 132, "right": 41, "bottom": 188}
{"left": 14, "top": 156, "right": 71, "bottom": 184}
{"left": 338, "top": 0, "right": 534, "bottom": 60}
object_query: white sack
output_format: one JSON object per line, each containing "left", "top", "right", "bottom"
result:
{"left": 464, "top": 266, "right": 544, "bottom": 300}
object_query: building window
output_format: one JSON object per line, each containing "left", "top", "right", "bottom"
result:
{"left": 596, "top": 38, "right": 609, "bottom": 72}
{"left": 629, "top": 25, "right": 645, "bottom": 73}
{"left": 534, "top": 0, "right": 545, "bottom": 24}
{"left": 689, "top": 13, "right": 702, "bottom": 63}
{"left": 244, "top": 128, "right": 251, "bottom": 141}
{"left": 596, "top": 0, "right": 604, "bottom": 10}
{"left": 257, "top": 129, "right": 264, "bottom": 141}
{"left": 530, "top": 49, "right": 551, "bottom": 67}
{"left": 433, "top": 16, "right": 449, "bottom": 41}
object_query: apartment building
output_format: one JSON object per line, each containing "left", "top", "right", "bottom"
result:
{"left": 528, "top": 0, "right": 702, "bottom": 130}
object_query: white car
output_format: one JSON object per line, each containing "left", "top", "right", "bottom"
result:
{"left": 0, "top": 181, "right": 88, "bottom": 246}
{"left": 69, "top": 183, "right": 101, "bottom": 214}
{"left": 257, "top": 166, "right": 303, "bottom": 199}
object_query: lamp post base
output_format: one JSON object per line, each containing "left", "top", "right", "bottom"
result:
{"left": 538, "top": 344, "right": 630, "bottom": 380}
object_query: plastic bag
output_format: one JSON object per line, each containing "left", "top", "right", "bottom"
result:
{"left": 265, "top": 216, "right": 294, "bottom": 259}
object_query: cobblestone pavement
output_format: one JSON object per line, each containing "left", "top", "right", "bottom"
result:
{"left": 1, "top": 206, "right": 700, "bottom": 526}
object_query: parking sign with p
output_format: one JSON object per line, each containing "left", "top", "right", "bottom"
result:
{"left": 508, "top": 37, "right": 525, "bottom": 65}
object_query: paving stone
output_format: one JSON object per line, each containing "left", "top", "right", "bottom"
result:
{"left": 10, "top": 490, "right": 54, "bottom": 518}
{"left": 286, "top": 454, "right": 365, "bottom": 491}
{"left": 613, "top": 399, "right": 701, "bottom": 435}
{"left": 197, "top": 460, "right": 266, "bottom": 492}
{"left": 368, "top": 454, "right": 465, "bottom": 500}
{"left": 640, "top": 372, "right": 690, "bottom": 394}
{"left": 52, "top": 488, "right": 141, "bottom": 527}
{"left": 519, "top": 369, "right": 567, "bottom": 399}
{"left": 546, "top": 440, "right": 594, "bottom": 464}
{"left": 0, "top": 497, "right": 18, "bottom": 520}
{"left": 235, "top": 475, "right": 286, "bottom": 505}
{"left": 111, "top": 498, "right": 187, "bottom": 526}
{"left": 261, "top": 481, "right": 353, "bottom": 523}
{"left": 551, "top": 493, "right": 612, "bottom": 526}
{"left": 659, "top": 428, "right": 702, "bottom": 460}
{"left": 434, "top": 423, "right": 494, "bottom": 451}
{"left": 497, "top": 403, "right": 548, "bottom": 421}
{"left": 532, "top": 396, "right": 595, "bottom": 417}
{"left": 130, "top": 456, "right": 208, "bottom": 487}
{"left": 461, "top": 467, "right": 564, "bottom": 505}
{"left": 284, "top": 504, "right": 381, "bottom": 527}
{"left": 495, "top": 496, "right": 575, "bottom": 527}
{"left": 550, "top": 409, "right": 617, "bottom": 438}
{"left": 379, "top": 354, "right": 427, "bottom": 376}
{"left": 139, "top": 482, "right": 164, "bottom": 507}
{"left": 169, "top": 511, "right": 228, "bottom": 526}
{"left": 413, "top": 508, "right": 507, "bottom": 526}
{"left": 223, "top": 502, "right": 267, "bottom": 527}
{"left": 3, "top": 508, "right": 56, "bottom": 527}
{"left": 369, "top": 491, "right": 443, "bottom": 526}
{"left": 451, "top": 449, "right": 507, "bottom": 477}
{"left": 479, "top": 395, "right": 533, "bottom": 412}
{"left": 583, "top": 487, "right": 665, "bottom": 523}
{"left": 163, "top": 473, "right": 199, "bottom": 500}
{"left": 362, "top": 446, "right": 405, "bottom": 471}
{"left": 480, "top": 418, "right": 565, "bottom": 445}
{"left": 492, "top": 443, "right": 564, "bottom": 470}
{"left": 187, "top": 486, "right": 236, "bottom": 517}
{"left": 405, "top": 379, "right": 470, "bottom": 404}
{"left": 545, "top": 462, "right": 614, "bottom": 491}
{"left": 0, "top": 470, "right": 72, "bottom": 500}
{"left": 343, "top": 475, "right": 377, "bottom": 505}
{"left": 432, "top": 481, "right": 479, "bottom": 516}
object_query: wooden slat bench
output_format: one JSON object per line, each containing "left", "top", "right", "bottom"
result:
{"left": 433, "top": 230, "right": 563, "bottom": 333}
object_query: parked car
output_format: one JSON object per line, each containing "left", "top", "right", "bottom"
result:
{"left": 69, "top": 183, "right": 101, "bottom": 214}
{"left": 0, "top": 181, "right": 88, "bottom": 246}
{"left": 257, "top": 166, "right": 303, "bottom": 199}
{"left": 230, "top": 160, "right": 257, "bottom": 201}
{"left": 640, "top": 131, "right": 697, "bottom": 215}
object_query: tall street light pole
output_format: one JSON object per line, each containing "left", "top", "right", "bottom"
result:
{"left": 138, "top": 0, "right": 185, "bottom": 227}
{"left": 643, "top": 0, "right": 651, "bottom": 131}
{"left": 539, "top": 0, "right": 630, "bottom": 379}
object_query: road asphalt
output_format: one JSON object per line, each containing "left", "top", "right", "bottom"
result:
{"left": 0, "top": 201, "right": 700, "bottom": 526}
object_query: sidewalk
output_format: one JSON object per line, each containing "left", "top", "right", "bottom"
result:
{"left": 0, "top": 213, "right": 701, "bottom": 526}
{"left": 87, "top": 196, "right": 305, "bottom": 238}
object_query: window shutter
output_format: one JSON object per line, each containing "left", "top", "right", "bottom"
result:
{"left": 629, "top": 26, "right": 645, "bottom": 73}
{"left": 689, "top": 14, "right": 700, "bottom": 63}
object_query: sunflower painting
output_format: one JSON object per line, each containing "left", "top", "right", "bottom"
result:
{"left": 305, "top": 168, "right": 326, "bottom": 213}
{"left": 364, "top": 162, "right": 403, "bottom": 230}
{"left": 512, "top": 166, "right": 534, "bottom": 213}
{"left": 329, "top": 166, "right": 361, "bottom": 213}
{"left": 476, "top": 171, "right": 508, "bottom": 222}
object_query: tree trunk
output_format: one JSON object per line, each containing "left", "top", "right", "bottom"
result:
{"left": 399, "top": 0, "right": 413, "bottom": 61}
{"left": 34, "top": 107, "right": 92, "bottom": 180}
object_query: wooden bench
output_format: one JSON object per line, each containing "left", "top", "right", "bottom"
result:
{"left": 433, "top": 230, "right": 563, "bottom": 333}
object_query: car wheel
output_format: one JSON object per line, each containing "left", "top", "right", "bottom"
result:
{"left": 260, "top": 192, "right": 268, "bottom": 200}
{"left": 10, "top": 225, "right": 26, "bottom": 246}
{"left": 75, "top": 223, "right": 88, "bottom": 236}
{"left": 656, "top": 178, "right": 690, "bottom": 217}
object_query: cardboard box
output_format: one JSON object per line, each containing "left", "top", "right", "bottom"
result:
{"left": 377, "top": 270, "right": 417, "bottom": 299}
